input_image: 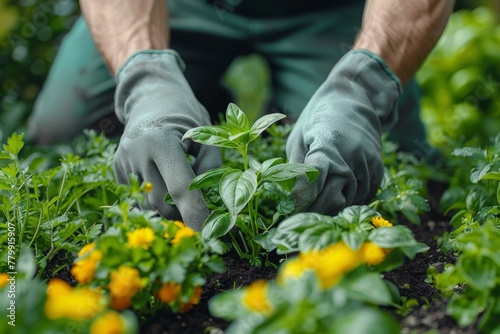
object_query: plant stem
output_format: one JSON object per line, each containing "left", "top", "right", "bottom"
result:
{"left": 241, "top": 143, "right": 249, "bottom": 171}
{"left": 55, "top": 168, "right": 68, "bottom": 215}
{"left": 15, "top": 157, "right": 30, "bottom": 245}
{"left": 27, "top": 211, "right": 43, "bottom": 248}
{"left": 228, "top": 231, "right": 244, "bottom": 257}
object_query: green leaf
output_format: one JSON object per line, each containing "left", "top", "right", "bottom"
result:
{"left": 253, "top": 229, "right": 278, "bottom": 252}
{"left": 3, "top": 132, "right": 24, "bottom": 156}
{"left": 220, "top": 169, "right": 257, "bottom": 216}
{"left": 479, "top": 295, "right": 500, "bottom": 334}
{"left": 497, "top": 182, "right": 500, "bottom": 205}
{"left": 458, "top": 254, "right": 497, "bottom": 290}
{"left": 261, "top": 158, "right": 284, "bottom": 172}
{"left": 189, "top": 167, "right": 232, "bottom": 190}
{"left": 400, "top": 243, "right": 430, "bottom": 259}
{"left": 272, "top": 213, "right": 335, "bottom": 254}
{"left": 401, "top": 209, "right": 421, "bottom": 225}
{"left": 470, "top": 161, "right": 493, "bottom": 183}
{"left": 331, "top": 308, "right": 400, "bottom": 334}
{"left": 482, "top": 171, "right": 500, "bottom": 181}
{"left": 248, "top": 113, "right": 287, "bottom": 142}
{"left": 202, "top": 211, "right": 236, "bottom": 239}
{"left": 226, "top": 103, "right": 249, "bottom": 135}
{"left": 261, "top": 163, "right": 318, "bottom": 183}
{"left": 209, "top": 290, "right": 248, "bottom": 321}
{"left": 203, "top": 238, "right": 229, "bottom": 255}
{"left": 465, "top": 188, "right": 490, "bottom": 212}
{"left": 298, "top": 225, "right": 339, "bottom": 251}
{"left": 451, "top": 147, "right": 482, "bottom": 157}
{"left": 203, "top": 255, "right": 226, "bottom": 273}
{"left": 337, "top": 205, "right": 379, "bottom": 226}
{"left": 342, "top": 270, "right": 395, "bottom": 305}
{"left": 228, "top": 131, "right": 250, "bottom": 144}
{"left": 182, "top": 125, "right": 240, "bottom": 148}
{"left": 341, "top": 231, "right": 369, "bottom": 250}
{"left": 368, "top": 226, "right": 420, "bottom": 248}
{"left": 447, "top": 291, "right": 488, "bottom": 327}
{"left": 248, "top": 158, "right": 262, "bottom": 172}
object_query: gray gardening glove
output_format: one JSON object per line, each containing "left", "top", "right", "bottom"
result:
{"left": 286, "top": 49, "right": 402, "bottom": 215}
{"left": 114, "top": 50, "right": 221, "bottom": 231}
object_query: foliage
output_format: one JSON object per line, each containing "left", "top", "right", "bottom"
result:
{"left": 440, "top": 135, "right": 500, "bottom": 251}
{"left": 0, "top": 130, "right": 118, "bottom": 276}
{"left": 72, "top": 197, "right": 225, "bottom": 316}
{"left": 373, "top": 141, "right": 432, "bottom": 224}
{"left": 271, "top": 207, "right": 429, "bottom": 272}
{"left": 0, "top": 248, "right": 138, "bottom": 334}
{"left": 431, "top": 136, "right": 500, "bottom": 332}
{"left": 418, "top": 6, "right": 500, "bottom": 153}
{"left": 209, "top": 241, "right": 401, "bottom": 334}
{"left": 430, "top": 222, "right": 500, "bottom": 332}
{"left": 183, "top": 103, "right": 318, "bottom": 266}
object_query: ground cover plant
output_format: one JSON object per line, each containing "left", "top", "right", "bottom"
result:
{"left": 0, "top": 105, "right": 472, "bottom": 334}
{"left": 3, "top": 3, "right": 500, "bottom": 334}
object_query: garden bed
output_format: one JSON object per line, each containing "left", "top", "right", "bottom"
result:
{"left": 139, "top": 182, "right": 477, "bottom": 334}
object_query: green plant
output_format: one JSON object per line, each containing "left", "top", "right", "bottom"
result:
{"left": 209, "top": 241, "right": 401, "bottom": 334}
{"left": 417, "top": 7, "right": 500, "bottom": 153}
{"left": 0, "top": 131, "right": 118, "bottom": 276}
{"left": 371, "top": 163, "right": 430, "bottom": 225}
{"left": 430, "top": 136, "right": 500, "bottom": 332}
{"left": 430, "top": 221, "right": 500, "bottom": 332}
{"left": 182, "top": 103, "right": 318, "bottom": 266}
{"left": 270, "top": 205, "right": 429, "bottom": 272}
{"left": 71, "top": 185, "right": 226, "bottom": 316}
{"left": 439, "top": 136, "right": 500, "bottom": 251}
{"left": 0, "top": 248, "right": 138, "bottom": 334}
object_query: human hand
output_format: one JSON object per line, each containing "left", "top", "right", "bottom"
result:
{"left": 113, "top": 50, "right": 221, "bottom": 231}
{"left": 79, "top": 0, "right": 169, "bottom": 74}
{"left": 286, "top": 50, "right": 402, "bottom": 215}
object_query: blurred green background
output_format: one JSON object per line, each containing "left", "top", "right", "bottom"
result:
{"left": 0, "top": 0, "right": 499, "bottom": 153}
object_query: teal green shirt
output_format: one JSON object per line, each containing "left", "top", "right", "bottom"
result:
{"left": 206, "top": 0, "right": 364, "bottom": 18}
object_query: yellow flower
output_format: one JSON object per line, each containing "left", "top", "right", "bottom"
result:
{"left": 72, "top": 246, "right": 103, "bottom": 284}
{"left": 242, "top": 280, "right": 273, "bottom": 314}
{"left": 45, "top": 279, "right": 104, "bottom": 320}
{"left": 171, "top": 222, "right": 196, "bottom": 246}
{"left": 127, "top": 227, "right": 155, "bottom": 250}
{"left": 310, "top": 242, "right": 361, "bottom": 289}
{"left": 78, "top": 242, "right": 97, "bottom": 257}
{"left": 90, "top": 311, "right": 125, "bottom": 334}
{"left": 143, "top": 182, "right": 153, "bottom": 194}
{"left": 0, "top": 273, "right": 9, "bottom": 289}
{"left": 358, "top": 242, "right": 386, "bottom": 266}
{"left": 372, "top": 216, "right": 392, "bottom": 228}
{"left": 277, "top": 257, "right": 306, "bottom": 284}
{"left": 179, "top": 286, "right": 203, "bottom": 313}
{"left": 109, "top": 266, "right": 142, "bottom": 300}
{"left": 47, "top": 278, "right": 73, "bottom": 297}
{"left": 174, "top": 221, "right": 185, "bottom": 229}
{"left": 157, "top": 282, "right": 182, "bottom": 304}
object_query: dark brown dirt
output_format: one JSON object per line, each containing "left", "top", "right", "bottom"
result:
{"left": 141, "top": 256, "right": 278, "bottom": 334}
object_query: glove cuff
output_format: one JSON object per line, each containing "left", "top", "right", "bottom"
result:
{"left": 114, "top": 49, "right": 187, "bottom": 124}
{"left": 333, "top": 49, "right": 403, "bottom": 131}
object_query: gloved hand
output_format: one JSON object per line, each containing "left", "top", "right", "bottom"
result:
{"left": 114, "top": 50, "right": 221, "bottom": 231}
{"left": 286, "top": 49, "right": 402, "bottom": 215}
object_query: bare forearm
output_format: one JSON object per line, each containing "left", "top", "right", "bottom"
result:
{"left": 353, "top": 0, "right": 455, "bottom": 84}
{"left": 80, "top": 0, "right": 169, "bottom": 75}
